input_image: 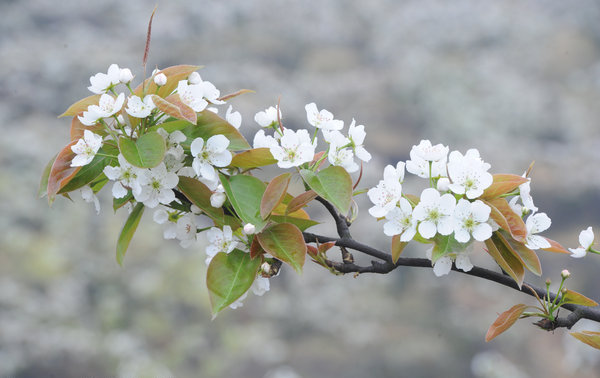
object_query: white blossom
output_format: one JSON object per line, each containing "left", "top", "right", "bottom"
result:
{"left": 200, "top": 80, "right": 225, "bottom": 105}
{"left": 210, "top": 184, "right": 227, "bottom": 208}
{"left": 348, "top": 119, "right": 371, "bottom": 162}
{"left": 175, "top": 214, "right": 199, "bottom": 248}
{"left": 269, "top": 128, "right": 316, "bottom": 169}
{"left": 405, "top": 140, "right": 448, "bottom": 178}
{"left": 524, "top": 212, "right": 552, "bottom": 250}
{"left": 188, "top": 71, "right": 201, "bottom": 85}
{"left": 328, "top": 142, "right": 358, "bottom": 173}
{"left": 569, "top": 226, "right": 595, "bottom": 258}
{"left": 251, "top": 276, "right": 270, "bottom": 296}
{"left": 177, "top": 80, "right": 207, "bottom": 112}
{"left": 125, "top": 95, "right": 155, "bottom": 118}
{"left": 383, "top": 197, "right": 417, "bottom": 241}
{"left": 412, "top": 188, "right": 456, "bottom": 239}
{"left": 447, "top": 149, "right": 493, "bottom": 199}
{"left": 119, "top": 68, "right": 134, "bottom": 84}
{"left": 305, "top": 102, "right": 343, "bottom": 131}
{"left": 425, "top": 245, "right": 473, "bottom": 277}
{"left": 253, "top": 129, "right": 278, "bottom": 149}
{"left": 80, "top": 186, "right": 100, "bottom": 214}
{"left": 367, "top": 164, "right": 404, "bottom": 217}
{"left": 103, "top": 154, "right": 145, "bottom": 198}
{"left": 254, "top": 106, "right": 281, "bottom": 127}
{"left": 226, "top": 105, "right": 242, "bottom": 129}
{"left": 88, "top": 63, "right": 121, "bottom": 94}
{"left": 191, "top": 135, "right": 232, "bottom": 181}
{"left": 78, "top": 93, "right": 126, "bottom": 126}
{"left": 71, "top": 130, "right": 103, "bottom": 167}
{"left": 157, "top": 128, "right": 186, "bottom": 160}
{"left": 136, "top": 163, "right": 179, "bottom": 208}
{"left": 452, "top": 199, "right": 492, "bottom": 243}
{"left": 205, "top": 225, "right": 237, "bottom": 261}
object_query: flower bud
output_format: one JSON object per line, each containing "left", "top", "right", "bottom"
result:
{"left": 243, "top": 223, "right": 256, "bottom": 235}
{"left": 437, "top": 177, "right": 450, "bottom": 192}
{"left": 210, "top": 192, "right": 226, "bottom": 208}
{"left": 154, "top": 73, "right": 167, "bottom": 86}
{"left": 119, "top": 68, "right": 134, "bottom": 83}
{"left": 561, "top": 287, "right": 568, "bottom": 294}
{"left": 561, "top": 269, "right": 570, "bottom": 279}
{"left": 190, "top": 204, "right": 202, "bottom": 215}
{"left": 545, "top": 279, "right": 551, "bottom": 286}
{"left": 152, "top": 68, "right": 160, "bottom": 76}
{"left": 188, "top": 71, "right": 201, "bottom": 85}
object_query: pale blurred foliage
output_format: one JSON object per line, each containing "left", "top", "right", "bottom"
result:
{"left": 1, "top": 0, "right": 600, "bottom": 377}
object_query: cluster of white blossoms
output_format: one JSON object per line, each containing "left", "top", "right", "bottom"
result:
{"left": 252, "top": 102, "right": 371, "bottom": 171}
{"left": 368, "top": 139, "right": 559, "bottom": 277}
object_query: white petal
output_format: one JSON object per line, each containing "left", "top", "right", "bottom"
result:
{"left": 190, "top": 138, "right": 205, "bottom": 157}
{"left": 454, "top": 229, "right": 470, "bottom": 243}
{"left": 433, "top": 256, "right": 453, "bottom": 276}
{"left": 579, "top": 227, "right": 594, "bottom": 249}
{"left": 206, "top": 134, "right": 230, "bottom": 153}
{"left": 455, "top": 254, "right": 473, "bottom": 272}
{"left": 418, "top": 221, "right": 437, "bottom": 239}
{"left": 569, "top": 247, "right": 587, "bottom": 258}
{"left": 472, "top": 223, "right": 493, "bottom": 241}
{"left": 112, "top": 182, "right": 128, "bottom": 198}
{"left": 209, "top": 150, "right": 233, "bottom": 168}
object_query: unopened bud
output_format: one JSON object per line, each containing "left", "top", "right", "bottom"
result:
{"left": 210, "top": 192, "right": 226, "bottom": 208}
{"left": 243, "top": 223, "right": 256, "bottom": 235}
{"left": 188, "top": 71, "right": 201, "bottom": 85}
{"left": 154, "top": 73, "right": 167, "bottom": 86}
{"left": 437, "top": 177, "right": 450, "bottom": 192}
{"left": 190, "top": 204, "right": 202, "bottom": 215}
{"left": 119, "top": 68, "right": 134, "bottom": 83}
{"left": 561, "top": 288, "right": 568, "bottom": 294}
{"left": 546, "top": 279, "right": 551, "bottom": 286}
{"left": 561, "top": 269, "right": 570, "bottom": 279}
{"left": 116, "top": 114, "right": 125, "bottom": 124}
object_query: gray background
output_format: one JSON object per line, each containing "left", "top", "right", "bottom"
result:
{"left": 2, "top": 0, "right": 600, "bottom": 377}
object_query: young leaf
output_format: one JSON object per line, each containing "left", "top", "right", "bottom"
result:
{"left": 497, "top": 231, "right": 542, "bottom": 276}
{"left": 300, "top": 166, "right": 352, "bottom": 214}
{"left": 134, "top": 65, "right": 201, "bottom": 98}
{"left": 481, "top": 174, "right": 528, "bottom": 199}
{"left": 431, "top": 234, "right": 468, "bottom": 263}
{"left": 570, "top": 331, "right": 600, "bottom": 350}
{"left": 250, "top": 236, "right": 266, "bottom": 259}
{"left": 485, "top": 304, "right": 528, "bottom": 342}
{"left": 59, "top": 94, "right": 101, "bottom": 118}
{"left": 177, "top": 176, "right": 228, "bottom": 227}
{"left": 260, "top": 173, "right": 291, "bottom": 219}
{"left": 47, "top": 140, "right": 81, "bottom": 204}
{"left": 58, "top": 150, "right": 114, "bottom": 194}
{"left": 183, "top": 110, "right": 250, "bottom": 151}
{"left": 230, "top": 148, "right": 277, "bottom": 169}
{"left": 285, "top": 190, "right": 318, "bottom": 215}
{"left": 541, "top": 238, "right": 570, "bottom": 254}
{"left": 485, "top": 235, "right": 525, "bottom": 288}
{"left": 207, "top": 249, "right": 261, "bottom": 315}
{"left": 562, "top": 290, "right": 599, "bottom": 307}
{"left": 217, "top": 88, "right": 255, "bottom": 102}
{"left": 483, "top": 199, "right": 511, "bottom": 233}
{"left": 220, "top": 174, "right": 267, "bottom": 231}
{"left": 486, "top": 198, "right": 527, "bottom": 242}
{"left": 39, "top": 154, "right": 57, "bottom": 198}
{"left": 270, "top": 215, "right": 319, "bottom": 231}
{"left": 391, "top": 235, "right": 408, "bottom": 264}
{"left": 256, "top": 223, "right": 307, "bottom": 274}
{"left": 118, "top": 131, "right": 166, "bottom": 168}
{"left": 148, "top": 119, "right": 191, "bottom": 134}
{"left": 151, "top": 94, "right": 197, "bottom": 124}
{"left": 116, "top": 202, "right": 145, "bottom": 266}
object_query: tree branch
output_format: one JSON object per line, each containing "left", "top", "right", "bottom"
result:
{"left": 314, "top": 196, "right": 351, "bottom": 239}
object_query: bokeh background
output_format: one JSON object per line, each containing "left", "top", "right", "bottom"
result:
{"left": 2, "top": 0, "right": 600, "bottom": 377}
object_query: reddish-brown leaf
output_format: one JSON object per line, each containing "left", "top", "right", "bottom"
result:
{"left": 260, "top": 173, "right": 291, "bottom": 219}
{"left": 485, "top": 236, "right": 525, "bottom": 288}
{"left": 165, "top": 94, "right": 197, "bottom": 124}
{"left": 483, "top": 199, "right": 510, "bottom": 232}
{"left": 135, "top": 65, "right": 201, "bottom": 98}
{"left": 217, "top": 89, "right": 255, "bottom": 102}
{"left": 310, "top": 151, "right": 327, "bottom": 169}
{"left": 250, "top": 236, "right": 265, "bottom": 260}
{"left": 256, "top": 223, "right": 307, "bottom": 274}
{"left": 307, "top": 245, "right": 319, "bottom": 259}
{"left": 391, "top": 235, "right": 408, "bottom": 264}
{"left": 318, "top": 241, "right": 336, "bottom": 254}
{"left": 481, "top": 174, "right": 528, "bottom": 200}
{"left": 541, "top": 238, "right": 570, "bottom": 254}
{"left": 47, "top": 140, "right": 81, "bottom": 204}
{"left": 59, "top": 94, "right": 101, "bottom": 118}
{"left": 486, "top": 198, "right": 527, "bottom": 242}
{"left": 485, "top": 304, "right": 528, "bottom": 342}
{"left": 570, "top": 331, "right": 600, "bottom": 350}
{"left": 70, "top": 115, "right": 105, "bottom": 141}
{"left": 498, "top": 231, "right": 542, "bottom": 276}
{"left": 285, "top": 190, "right": 318, "bottom": 215}
{"left": 151, "top": 95, "right": 197, "bottom": 124}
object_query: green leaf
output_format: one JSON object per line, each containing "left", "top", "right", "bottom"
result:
{"left": 183, "top": 110, "right": 250, "bottom": 151}
{"left": 485, "top": 235, "right": 525, "bottom": 288}
{"left": 230, "top": 148, "right": 277, "bottom": 169}
{"left": 563, "top": 290, "right": 599, "bottom": 307}
{"left": 300, "top": 166, "right": 352, "bottom": 214}
{"left": 481, "top": 174, "right": 529, "bottom": 200}
{"left": 220, "top": 174, "right": 267, "bottom": 231}
{"left": 256, "top": 223, "right": 307, "bottom": 274}
{"left": 58, "top": 149, "right": 115, "bottom": 194}
{"left": 113, "top": 191, "right": 133, "bottom": 212}
{"left": 391, "top": 235, "right": 408, "bottom": 264}
{"left": 177, "top": 176, "right": 230, "bottom": 227}
{"left": 207, "top": 249, "right": 261, "bottom": 315}
{"left": 148, "top": 119, "right": 191, "bottom": 134}
{"left": 39, "top": 154, "right": 57, "bottom": 198}
{"left": 570, "top": 331, "right": 600, "bottom": 350}
{"left": 431, "top": 234, "right": 469, "bottom": 263}
{"left": 270, "top": 215, "right": 318, "bottom": 231}
{"left": 260, "top": 173, "right": 291, "bottom": 219}
{"left": 485, "top": 304, "right": 528, "bottom": 342}
{"left": 118, "top": 131, "right": 166, "bottom": 168}
{"left": 116, "top": 202, "right": 145, "bottom": 266}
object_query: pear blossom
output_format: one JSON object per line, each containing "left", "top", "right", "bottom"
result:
{"left": 190, "top": 135, "right": 232, "bottom": 180}
{"left": 125, "top": 95, "right": 155, "bottom": 118}
{"left": 210, "top": 184, "right": 227, "bottom": 208}
{"left": 188, "top": 71, "right": 201, "bottom": 85}
{"left": 524, "top": 212, "right": 552, "bottom": 250}
{"left": 383, "top": 197, "right": 417, "bottom": 241}
{"left": 367, "top": 164, "right": 404, "bottom": 217}
{"left": 253, "top": 130, "right": 278, "bottom": 149}
{"left": 119, "top": 68, "right": 134, "bottom": 84}
{"left": 426, "top": 245, "right": 474, "bottom": 277}
{"left": 80, "top": 186, "right": 100, "bottom": 214}
{"left": 174, "top": 214, "right": 199, "bottom": 248}
{"left": 569, "top": 227, "right": 595, "bottom": 258}
{"left": 78, "top": 93, "right": 126, "bottom": 126}
{"left": 348, "top": 119, "right": 371, "bottom": 162}
{"left": 103, "top": 154, "right": 145, "bottom": 198}
{"left": 157, "top": 128, "right": 186, "bottom": 160}
{"left": 269, "top": 128, "right": 316, "bottom": 169}
{"left": 200, "top": 80, "right": 225, "bottom": 105}
{"left": 136, "top": 163, "right": 179, "bottom": 208}
{"left": 154, "top": 72, "right": 167, "bottom": 86}
{"left": 226, "top": 105, "right": 242, "bottom": 129}
{"left": 153, "top": 208, "right": 178, "bottom": 239}
{"left": 328, "top": 143, "right": 358, "bottom": 173}
{"left": 254, "top": 106, "right": 281, "bottom": 127}
{"left": 447, "top": 149, "right": 493, "bottom": 199}
{"left": 511, "top": 174, "right": 538, "bottom": 215}
{"left": 561, "top": 269, "right": 571, "bottom": 279}
{"left": 452, "top": 199, "right": 492, "bottom": 243}
{"left": 205, "top": 225, "right": 237, "bottom": 261}
{"left": 405, "top": 140, "right": 448, "bottom": 178}
{"left": 305, "top": 102, "right": 343, "bottom": 131}
{"left": 71, "top": 130, "right": 103, "bottom": 167}
{"left": 251, "top": 276, "right": 270, "bottom": 296}
{"left": 88, "top": 63, "right": 121, "bottom": 94}
{"left": 412, "top": 188, "right": 456, "bottom": 238}
{"left": 177, "top": 80, "right": 207, "bottom": 112}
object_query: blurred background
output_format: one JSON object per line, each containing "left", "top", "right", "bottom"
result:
{"left": 2, "top": 0, "right": 600, "bottom": 376}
